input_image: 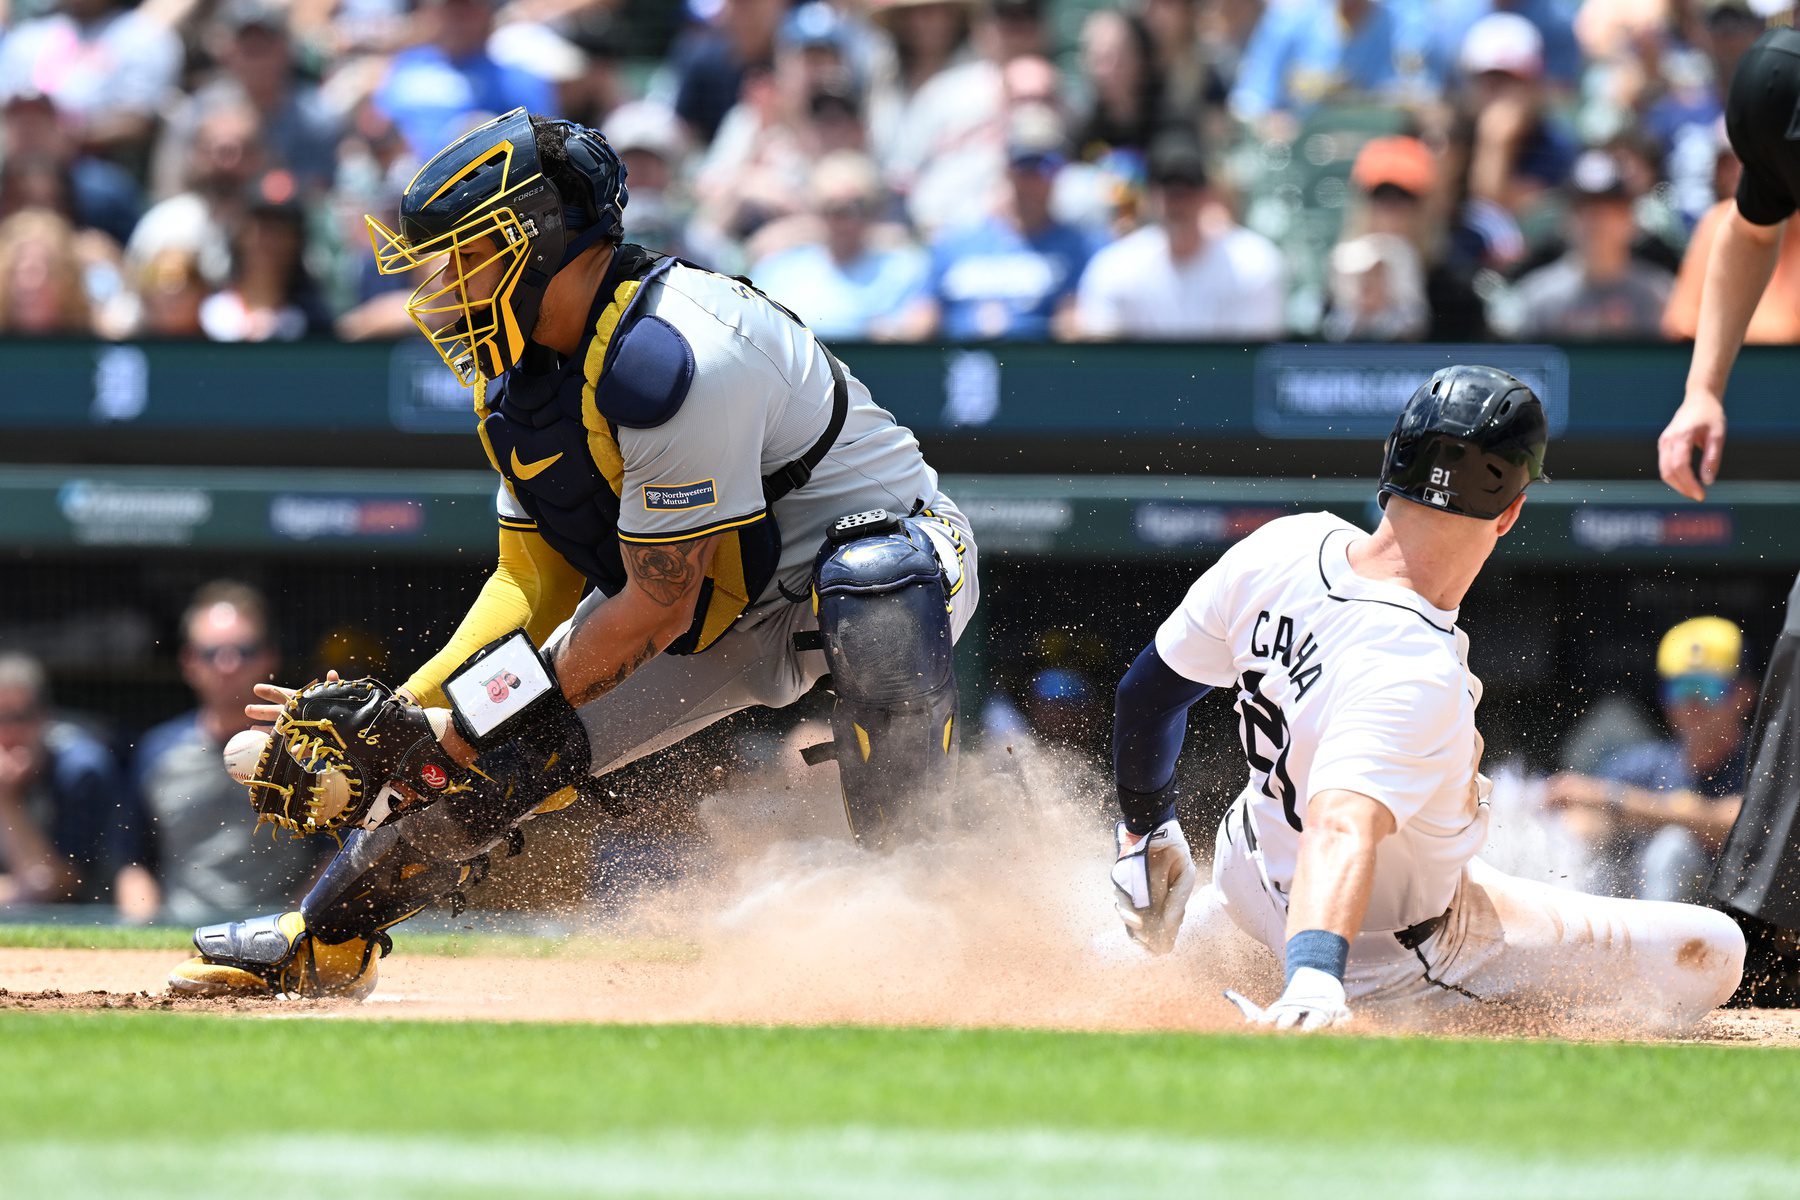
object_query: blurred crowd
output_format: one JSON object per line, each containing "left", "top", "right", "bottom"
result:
{"left": 0, "top": 0, "right": 1791, "bottom": 345}
{"left": 0, "top": 582, "right": 325, "bottom": 921}
{"left": 0, "top": 569, "right": 1762, "bottom": 920}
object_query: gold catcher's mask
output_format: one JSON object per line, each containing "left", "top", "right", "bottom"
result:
{"left": 365, "top": 107, "right": 628, "bottom": 385}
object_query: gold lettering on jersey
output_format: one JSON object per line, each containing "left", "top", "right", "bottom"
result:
{"left": 1250, "top": 610, "right": 1324, "bottom": 700}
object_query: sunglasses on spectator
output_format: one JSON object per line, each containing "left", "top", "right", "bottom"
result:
{"left": 820, "top": 199, "right": 874, "bottom": 219}
{"left": 0, "top": 706, "right": 40, "bottom": 725}
{"left": 191, "top": 641, "right": 267, "bottom": 665}
{"left": 1663, "top": 675, "right": 1732, "bottom": 707}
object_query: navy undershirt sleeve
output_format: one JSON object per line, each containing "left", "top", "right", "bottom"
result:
{"left": 1113, "top": 641, "right": 1213, "bottom": 835}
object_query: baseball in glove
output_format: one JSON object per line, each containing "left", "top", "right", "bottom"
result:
{"left": 234, "top": 677, "right": 470, "bottom": 836}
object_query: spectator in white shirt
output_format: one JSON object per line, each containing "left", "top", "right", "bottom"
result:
{"left": 0, "top": 0, "right": 180, "bottom": 170}
{"left": 1074, "top": 134, "right": 1286, "bottom": 340}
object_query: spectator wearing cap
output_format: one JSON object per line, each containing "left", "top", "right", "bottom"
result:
{"left": 0, "top": 652, "right": 140, "bottom": 911}
{"left": 1664, "top": 120, "right": 1800, "bottom": 345}
{"left": 1497, "top": 148, "right": 1674, "bottom": 339}
{"left": 0, "top": 0, "right": 181, "bottom": 171}
{"left": 1228, "top": 0, "right": 1432, "bottom": 135}
{"left": 132, "top": 582, "right": 319, "bottom": 923}
{"left": 1074, "top": 134, "right": 1285, "bottom": 340}
{"left": 605, "top": 101, "right": 700, "bottom": 264}
{"left": 373, "top": 0, "right": 553, "bottom": 161}
{"left": 1426, "top": 1, "right": 1584, "bottom": 92}
{"left": 1322, "top": 233, "right": 1427, "bottom": 341}
{"left": 1339, "top": 135, "right": 1488, "bottom": 340}
{"left": 485, "top": 18, "right": 618, "bottom": 133}
{"left": 1447, "top": 11, "right": 1578, "bottom": 273}
{"left": 694, "top": 2, "right": 865, "bottom": 257}
{"left": 749, "top": 151, "right": 926, "bottom": 340}
{"left": 673, "top": 0, "right": 787, "bottom": 144}
{"left": 151, "top": 1, "right": 342, "bottom": 203}
{"left": 1547, "top": 617, "right": 1755, "bottom": 903}
{"left": 897, "top": 104, "right": 1097, "bottom": 341}
{"left": 0, "top": 89, "right": 140, "bottom": 246}
{"left": 199, "top": 171, "right": 327, "bottom": 341}
{"left": 1645, "top": 0, "right": 1769, "bottom": 231}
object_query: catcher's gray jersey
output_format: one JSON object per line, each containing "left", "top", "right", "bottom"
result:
{"left": 499, "top": 261, "right": 946, "bottom": 609}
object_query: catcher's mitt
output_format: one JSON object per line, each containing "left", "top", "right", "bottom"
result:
{"left": 244, "top": 677, "right": 469, "bottom": 836}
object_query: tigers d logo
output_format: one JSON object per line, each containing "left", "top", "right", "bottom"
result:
{"left": 420, "top": 763, "right": 448, "bottom": 790}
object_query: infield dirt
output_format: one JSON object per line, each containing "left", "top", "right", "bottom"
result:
{"left": 4, "top": 949, "right": 1799, "bottom": 1047}
{"left": 4, "top": 745, "right": 1791, "bottom": 1045}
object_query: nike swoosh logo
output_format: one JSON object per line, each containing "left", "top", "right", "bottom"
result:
{"left": 510, "top": 448, "right": 563, "bottom": 479}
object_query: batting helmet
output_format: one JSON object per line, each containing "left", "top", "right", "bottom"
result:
{"left": 366, "top": 108, "right": 628, "bottom": 386}
{"left": 1378, "top": 365, "right": 1550, "bottom": 520}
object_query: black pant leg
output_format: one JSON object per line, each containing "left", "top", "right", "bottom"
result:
{"left": 1710, "top": 572, "right": 1800, "bottom": 929}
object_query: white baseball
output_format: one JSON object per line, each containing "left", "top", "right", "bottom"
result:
{"left": 222, "top": 729, "right": 271, "bottom": 784}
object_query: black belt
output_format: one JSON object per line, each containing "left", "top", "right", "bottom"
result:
{"left": 1394, "top": 911, "right": 1447, "bottom": 951}
{"left": 1231, "top": 801, "right": 1442, "bottom": 947}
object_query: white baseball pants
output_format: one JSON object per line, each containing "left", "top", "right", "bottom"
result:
{"left": 1211, "top": 797, "right": 1746, "bottom": 1035}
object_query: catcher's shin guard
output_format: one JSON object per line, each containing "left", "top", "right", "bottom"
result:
{"left": 815, "top": 513, "right": 959, "bottom": 846}
{"left": 168, "top": 825, "right": 476, "bottom": 999}
{"left": 300, "top": 823, "right": 469, "bottom": 942}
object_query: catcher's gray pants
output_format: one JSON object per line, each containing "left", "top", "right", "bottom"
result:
{"left": 546, "top": 498, "right": 980, "bottom": 780}
{"left": 1211, "top": 796, "right": 1745, "bottom": 1035}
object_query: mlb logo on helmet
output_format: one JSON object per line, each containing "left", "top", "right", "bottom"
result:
{"left": 1426, "top": 489, "right": 1449, "bottom": 507}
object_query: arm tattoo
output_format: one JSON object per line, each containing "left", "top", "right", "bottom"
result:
{"left": 623, "top": 539, "right": 705, "bottom": 608}
{"left": 566, "top": 637, "right": 659, "bottom": 707}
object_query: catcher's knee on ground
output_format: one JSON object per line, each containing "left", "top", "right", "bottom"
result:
{"left": 814, "top": 512, "right": 959, "bottom": 846}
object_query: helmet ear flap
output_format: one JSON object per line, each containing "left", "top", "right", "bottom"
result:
{"left": 551, "top": 123, "right": 628, "bottom": 242}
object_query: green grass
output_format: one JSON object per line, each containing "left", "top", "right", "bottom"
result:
{"left": 0, "top": 921, "right": 692, "bottom": 961}
{"left": 2, "top": 1012, "right": 1797, "bottom": 1199}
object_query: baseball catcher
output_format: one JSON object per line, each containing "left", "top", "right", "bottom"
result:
{"left": 1110, "top": 366, "right": 1744, "bottom": 1033}
{"left": 170, "top": 108, "right": 978, "bottom": 999}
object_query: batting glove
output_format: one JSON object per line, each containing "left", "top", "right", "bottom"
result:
{"left": 1110, "top": 818, "right": 1197, "bottom": 954}
{"left": 1224, "top": 967, "right": 1352, "bottom": 1032}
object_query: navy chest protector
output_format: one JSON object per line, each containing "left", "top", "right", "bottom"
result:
{"left": 473, "top": 245, "right": 847, "bottom": 655}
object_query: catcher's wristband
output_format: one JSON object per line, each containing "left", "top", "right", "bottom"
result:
{"left": 444, "top": 630, "right": 566, "bottom": 751}
{"left": 443, "top": 630, "right": 593, "bottom": 787}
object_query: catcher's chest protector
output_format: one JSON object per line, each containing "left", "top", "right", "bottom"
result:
{"left": 472, "top": 244, "right": 782, "bottom": 655}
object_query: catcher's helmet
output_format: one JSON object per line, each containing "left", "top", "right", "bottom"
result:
{"left": 1378, "top": 365, "right": 1549, "bottom": 520}
{"left": 365, "top": 108, "right": 628, "bottom": 385}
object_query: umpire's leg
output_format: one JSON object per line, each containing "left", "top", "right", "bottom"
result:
{"left": 1710, "top": 571, "right": 1800, "bottom": 1002}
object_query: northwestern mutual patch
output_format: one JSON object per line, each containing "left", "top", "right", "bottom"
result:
{"left": 643, "top": 479, "right": 718, "bottom": 511}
